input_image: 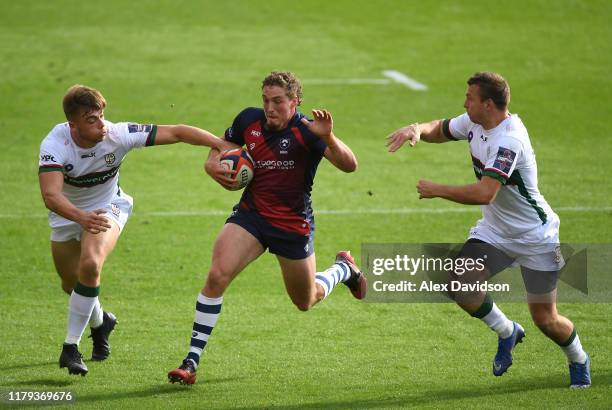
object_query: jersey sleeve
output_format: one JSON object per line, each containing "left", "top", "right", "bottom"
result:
{"left": 482, "top": 137, "right": 523, "bottom": 184}
{"left": 442, "top": 113, "right": 471, "bottom": 141}
{"left": 114, "top": 122, "right": 158, "bottom": 150}
{"left": 38, "top": 138, "right": 65, "bottom": 174}
{"left": 223, "top": 108, "right": 256, "bottom": 146}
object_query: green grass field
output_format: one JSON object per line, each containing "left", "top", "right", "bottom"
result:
{"left": 1, "top": 0, "right": 611, "bottom": 408}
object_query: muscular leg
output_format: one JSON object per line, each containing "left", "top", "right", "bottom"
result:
{"left": 527, "top": 297, "right": 574, "bottom": 343}
{"left": 277, "top": 254, "right": 322, "bottom": 311}
{"left": 64, "top": 223, "right": 121, "bottom": 345}
{"left": 51, "top": 240, "right": 80, "bottom": 294}
{"left": 203, "top": 223, "right": 265, "bottom": 297}
{"left": 175, "top": 223, "right": 264, "bottom": 375}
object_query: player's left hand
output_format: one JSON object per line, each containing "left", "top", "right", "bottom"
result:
{"left": 417, "top": 180, "right": 439, "bottom": 199}
{"left": 300, "top": 109, "right": 334, "bottom": 144}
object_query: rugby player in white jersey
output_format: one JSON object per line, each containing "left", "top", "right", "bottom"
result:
{"left": 386, "top": 72, "right": 590, "bottom": 388}
{"left": 38, "top": 85, "right": 233, "bottom": 376}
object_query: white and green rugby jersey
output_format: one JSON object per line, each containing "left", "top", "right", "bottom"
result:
{"left": 38, "top": 121, "right": 157, "bottom": 225}
{"left": 442, "top": 113, "right": 557, "bottom": 237}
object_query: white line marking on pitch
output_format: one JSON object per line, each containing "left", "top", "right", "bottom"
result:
{"left": 382, "top": 70, "right": 428, "bottom": 91}
{"left": 304, "top": 70, "right": 427, "bottom": 91}
{"left": 2, "top": 206, "right": 610, "bottom": 219}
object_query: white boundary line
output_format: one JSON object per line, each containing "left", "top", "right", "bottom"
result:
{"left": 382, "top": 70, "right": 428, "bottom": 91}
{"left": 303, "top": 70, "right": 427, "bottom": 90}
{"left": 2, "top": 206, "right": 611, "bottom": 219}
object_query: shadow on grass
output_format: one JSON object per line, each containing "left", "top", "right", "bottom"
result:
{"left": 232, "top": 371, "right": 612, "bottom": 409}
{"left": 74, "top": 376, "right": 244, "bottom": 403}
{"left": 11, "top": 379, "right": 74, "bottom": 387}
{"left": 0, "top": 361, "right": 57, "bottom": 371}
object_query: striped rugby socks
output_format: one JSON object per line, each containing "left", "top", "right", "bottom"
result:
{"left": 186, "top": 293, "right": 223, "bottom": 369}
{"left": 315, "top": 261, "right": 352, "bottom": 299}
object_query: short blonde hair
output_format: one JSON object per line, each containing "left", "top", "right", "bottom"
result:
{"left": 262, "top": 71, "right": 302, "bottom": 105}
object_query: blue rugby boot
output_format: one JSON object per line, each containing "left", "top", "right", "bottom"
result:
{"left": 493, "top": 321, "right": 525, "bottom": 376}
{"left": 569, "top": 354, "right": 591, "bottom": 389}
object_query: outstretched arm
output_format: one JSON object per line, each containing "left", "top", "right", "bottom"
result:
{"left": 386, "top": 119, "right": 449, "bottom": 152}
{"left": 417, "top": 176, "right": 502, "bottom": 205}
{"left": 301, "top": 109, "right": 357, "bottom": 173}
{"left": 153, "top": 125, "right": 235, "bottom": 151}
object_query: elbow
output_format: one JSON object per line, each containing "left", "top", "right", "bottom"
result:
{"left": 41, "top": 193, "right": 55, "bottom": 210}
{"left": 479, "top": 191, "right": 497, "bottom": 205}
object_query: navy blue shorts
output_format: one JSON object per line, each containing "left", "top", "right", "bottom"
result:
{"left": 226, "top": 207, "right": 314, "bottom": 260}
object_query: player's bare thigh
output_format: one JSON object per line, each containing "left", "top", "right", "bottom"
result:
{"left": 276, "top": 254, "right": 321, "bottom": 311}
{"left": 51, "top": 239, "right": 81, "bottom": 294}
{"left": 203, "top": 222, "right": 265, "bottom": 297}
{"left": 78, "top": 222, "right": 121, "bottom": 287}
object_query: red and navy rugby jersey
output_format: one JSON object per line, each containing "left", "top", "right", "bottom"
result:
{"left": 224, "top": 108, "right": 327, "bottom": 235}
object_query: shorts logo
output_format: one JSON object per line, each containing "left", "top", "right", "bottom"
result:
{"left": 304, "top": 243, "right": 309, "bottom": 253}
{"left": 127, "top": 123, "right": 152, "bottom": 133}
{"left": 111, "top": 204, "right": 120, "bottom": 217}
{"left": 492, "top": 147, "right": 517, "bottom": 174}
{"left": 280, "top": 138, "right": 290, "bottom": 154}
{"left": 554, "top": 246, "right": 562, "bottom": 264}
{"left": 104, "top": 153, "right": 116, "bottom": 166}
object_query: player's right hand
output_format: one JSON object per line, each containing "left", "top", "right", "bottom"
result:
{"left": 386, "top": 124, "right": 421, "bottom": 152}
{"left": 204, "top": 158, "right": 239, "bottom": 190}
{"left": 79, "top": 209, "right": 112, "bottom": 234}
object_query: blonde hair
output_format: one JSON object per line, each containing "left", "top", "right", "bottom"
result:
{"left": 262, "top": 71, "right": 302, "bottom": 105}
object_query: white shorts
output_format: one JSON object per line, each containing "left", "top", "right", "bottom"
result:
{"left": 468, "top": 216, "right": 565, "bottom": 272}
{"left": 50, "top": 192, "right": 134, "bottom": 242}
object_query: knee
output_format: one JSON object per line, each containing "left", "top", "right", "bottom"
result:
{"left": 61, "top": 281, "right": 74, "bottom": 295}
{"left": 294, "top": 301, "right": 312, "bottom": 312}
{"left": 204, "top": 267, "right": 232, "bottom": 295}
{"left": 79, "top": 257, "right": 102, "bottom": 280}
{"left": 532, "top": 313, "right": 557, "bottom": 333}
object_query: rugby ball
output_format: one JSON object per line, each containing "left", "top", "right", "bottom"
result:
{"left": 219, "top": 148, "right": 254, "bottom": 191}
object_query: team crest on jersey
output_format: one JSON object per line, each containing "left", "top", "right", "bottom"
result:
{"left": 492, "top": 147, "right": 516, "bottom": 174}
{"left": 280, "top": 138, "right": 290, "bottom": 154}
{"left": 104, "top": 153, "right": 116, "bottom": 166}
{"left": 111, "top": 204, "right": 120, "bottom": 217}
{"left": 127, "top": 123, "right": 152, "bottom": 133}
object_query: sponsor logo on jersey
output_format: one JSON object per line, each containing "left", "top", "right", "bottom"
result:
{"left": 127, "top": 123, "right": 152, "bottom": 133}
{"left": 279, "top": 138, "right": 290, "bottom": 154}
{"left": 492, "top": 147, "right": 517, "bottom": 174}
{"left": 255, "top": 159, "right": 295, "bottom": 170}
{"left": 40, "top": 154, "right": 56, "bottom": 162}
{"left": 480, "top": 134, "right": 487, "bottom": 142}
{"left": 250, "top": 130, "right": 262, "bottom": 137}
{"left": 249, "top": 143, "right": 256, "bottom": 150}
{"left": 81, "top": 152, "right": 96, "bottom": 158}
{"left": 111, "top": 203, "right": 120, "bottom": 217}
{"left": 104, "top": 153, "right": 116, "bottom": 166}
